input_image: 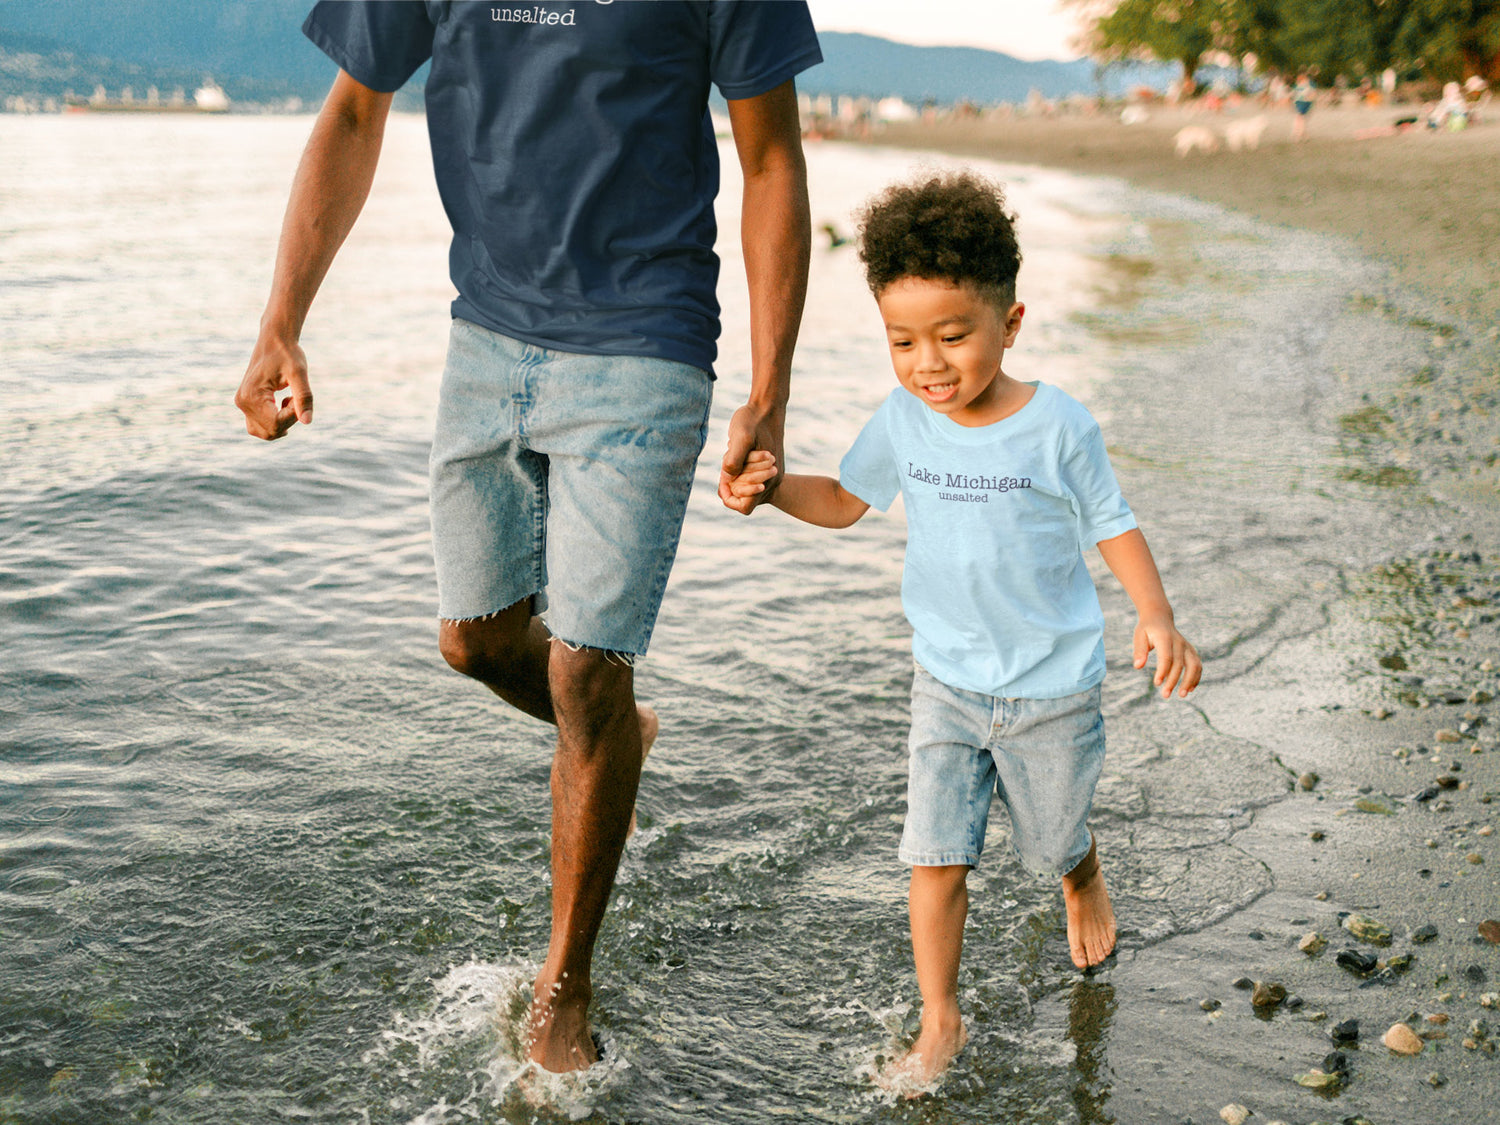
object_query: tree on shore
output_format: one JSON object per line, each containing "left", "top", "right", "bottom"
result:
{"left": 1070, "top": 0, "right": 1500, "bottom": 87}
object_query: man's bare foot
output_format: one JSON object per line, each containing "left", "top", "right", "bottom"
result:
{"left": 1061, "top": 837, "right": 1116, "bottom": 969}
{"left": 626, "top": 704, "right": 657, "bottom": 839}
{"left": 877, "top": 1014, "right": 967, "bottom": 1095}
{"left": 526, "top": 984, "right": 598, "bottom": 1073}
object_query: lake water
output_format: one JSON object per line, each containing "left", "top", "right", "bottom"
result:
{"left": 0, "top": 113, "right": 1468, "bottom": 1123}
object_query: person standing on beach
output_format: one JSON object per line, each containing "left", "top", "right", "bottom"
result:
{"left": 1292, "top": 72, "right": 1315, "bottom": 141}
{"left": 234, "top": 1, "right": 819, "bottom": 1073}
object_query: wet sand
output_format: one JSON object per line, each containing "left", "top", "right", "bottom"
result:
{"left": 854, "top": 104, "right": 1500, "bottom": 1121}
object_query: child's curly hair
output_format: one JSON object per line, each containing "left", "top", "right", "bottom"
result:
{"left": 856, "top": 171, "right": 1021, "bottom": 306}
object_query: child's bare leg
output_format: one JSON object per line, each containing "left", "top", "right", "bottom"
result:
{"left": 625, "top": 705, "right": 657, "bottom": 839}
{"left": 1061, "top": 834, "right": 1115, "bottom": 969}
{"left": 885, "top": 864, "right": 971, "bottom": 1089}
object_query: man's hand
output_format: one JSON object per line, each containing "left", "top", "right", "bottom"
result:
{"left": 718, "top": 402, "right": 785, "bottom": 514}
{"left": 1133, "top": 616, "right": 1202, "bottom": 699}
{"left": 235, "top": 335, "right": 313, "bottom": 440}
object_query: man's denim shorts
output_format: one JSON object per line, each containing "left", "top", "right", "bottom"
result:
{"left": 900, "top": 664, "right": 1105, "bottom": 877}
{"left": 429, "top": 318, "right": 712, "bottom": 656}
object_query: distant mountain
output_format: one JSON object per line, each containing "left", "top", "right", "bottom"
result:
{"left": 806, "top": 31, "right": 1104, "bottom": 106}
{"left": 0, "top": 6, "right": 1171, "bottom": 111}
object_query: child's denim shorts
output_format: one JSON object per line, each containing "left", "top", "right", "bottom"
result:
{"left": 900, "top": 663, "right": 1105, "bottom": 877}
{"left": 428, "top": 318, "right": 712, "bottom": 656}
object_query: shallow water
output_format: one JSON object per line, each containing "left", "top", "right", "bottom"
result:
{"left": 0, "top": 115, "right": 1477, "bottom": 1123}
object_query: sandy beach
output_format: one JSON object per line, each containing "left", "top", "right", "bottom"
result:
{"left": 856, "top": 102, "right": 1500, "bottom": 1121}
{"left": 870, "top": 101, "right": 1500, "bottom": 326}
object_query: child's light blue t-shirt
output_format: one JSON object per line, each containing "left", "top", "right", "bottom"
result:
{"left": 839, "top": 382, "right": 1137, "bottom": 699}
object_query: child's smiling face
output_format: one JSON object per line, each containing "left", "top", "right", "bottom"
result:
{"left": 876, "top": 277, "right": 1026, "bottom": 427}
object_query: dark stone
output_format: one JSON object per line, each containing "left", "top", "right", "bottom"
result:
{"left": 1286, "top": 995, "right": 1305, "bottom": 1011}
{"left": 1233, "top": 976, "right": 1254, "bottom": 990}
{"left": 1465, "top": 964, "right": 1488, "bottom": 983}
{"left": 1331, "top": 1018, "right": 1360, "bottom": 1043}
{"left": 1412, "top": 923, "right": 1440, "bottom": 943}
{"left": 1415, "top": 786, "right": 1441, "bottom": 802}
{"left": 1436, "top": 775, "right": 1459, "bottom": 789}
{"left": 1324, "top": 1050, "right": 1350, "bottom": 1074}
{"left": 1337, "top": 948, "right": 1379, "bottom": 975}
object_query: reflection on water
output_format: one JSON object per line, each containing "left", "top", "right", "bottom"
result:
{"left": 0, "top": 115, "right": 1448, "bottom": 1123}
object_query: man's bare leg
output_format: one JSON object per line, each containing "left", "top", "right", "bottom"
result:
{"left": 1061, "top": 835, "right": 1116, "bottom": 969}
{"left": 881, "top": 864, "right": 970, "bottom": 1091}
{"left": 439, "top": 607, "right": 655, "bottom": 1070}
{"left": 525, "top": 642, "right": 642, "bottom": 1071}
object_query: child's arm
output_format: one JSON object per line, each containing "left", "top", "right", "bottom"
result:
{"left": 1096, "top": 528, "right": 1202, "bottom": 699}
{"left": 721, "top": 451, "right": 870, "bottom": 528}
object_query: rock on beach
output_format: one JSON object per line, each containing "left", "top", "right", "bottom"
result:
{"left": 1384, "top": 1022, "right": 1425, "bottom": 1055}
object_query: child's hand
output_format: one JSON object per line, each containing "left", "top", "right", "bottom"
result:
{"left": 719, "top": 450, "right": 778, "bottom": 515}
{"left": 1134, "top": 617, "right": 1202, "bottom": 699}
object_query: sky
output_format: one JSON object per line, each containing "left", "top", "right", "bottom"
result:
{"left": 804, "top": 0, "right": 1088, "bottom": 62}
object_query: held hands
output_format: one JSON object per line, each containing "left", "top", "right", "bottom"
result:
{"left": 235, "top": 334, "right": 313, "bottom": 440}
{"left": 1134, "top": 617, "right": 1202, "bottom": 699}
{"left": 720, "top": 450, "right": 778, "bottom": 514}
{"left": 717, "top": 402, "right": 785, "bottom": 515}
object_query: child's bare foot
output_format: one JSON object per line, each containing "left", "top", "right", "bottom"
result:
{"left": 626, "top": 704, "right": 657, "bottom": 839}
{"left": 1061, "top": 836, "right": 1116, "bottom": 969}
{"left": 878, "top": 1014, "right": 967, "bottom": 1095}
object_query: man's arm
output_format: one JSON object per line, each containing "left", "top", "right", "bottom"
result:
{"left": 235, "top": 70, "right": 394, "bottom": 440}
{"left": 718, "top": 78, "right": 811, "bottom": 510}
{"left": 1096, "top": 528, "right": 1202, "bottom": 699}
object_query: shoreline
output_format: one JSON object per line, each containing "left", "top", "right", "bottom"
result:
{"left": 848, "top": 111, "right": 1500, "bottom": 1120}
{"left": 858, "top": 103, "right": 1500, "bottom": 328}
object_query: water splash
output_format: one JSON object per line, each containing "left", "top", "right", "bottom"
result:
{"left": 361, "top": 960, "right": 630, "bottom": 1124}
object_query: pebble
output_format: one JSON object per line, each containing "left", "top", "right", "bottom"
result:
{"left": 1232, "top": 976, "right": 1254, "bottom": 990}
{"left": 1467, "top": 853, "right": 1485, "bottom": 865}
{"left": 1412, "top": 923, "right": 1440, "bottom": 943}
{"left": 1299, "top": 932, "right": 1326, "bottom": 955}
{"left": 1309, "top": 829, "right": 1325, "bottom": 841}
{"left": 1436, "top": 728, "right": 1462, "bottom": 742}
{"left": 1314, "top": 890, "right": 1330, "bottom": 901}
{"left": 1425, "top": 1013, "right": 1450, "bottom": 1025}
{"left": 1298, "top": 771, "right": 1319, "bottom": 791}
{"left": 1384, "top": 1022, "right": 1425, "bottom": 1054}
{"left": 1470, "top": 1018, "right": 1491, "bottom": 1040}
{"left": 1436, "top": 774, "right": 1459, "bottom": 789}
{"left": 1480, "top": 920, "right": 1500, "bottom": 944}
{"left": 1428, "top": 1071, "right": 1447, "bottom": 1087}
{"left": 1465, "top": 964, "right": 1488, "bottom": 983}
{"left": 1294, "top": 1068, "right": 1341, "bottom": 1090}
{"left": 1251, "top": 981, "right": 1286, "bottom": 1009}
{"left": 1482, "top": 992, "right": 1499, "bottom": 1009}
{"left": 1200, "top": 998, "right": 1221, "bottom": 1012}
{"left": 1481, "top": 825, "right": 1495, "bottom": 837}
{"left": 1385, "top": 953, "right": 1416, "bottom": 972}
{"left": 1342, "top": 913, "right": 1392, "bottom": 945}
{"left": 1337, "top": 948, "right": 1379, "bottom": 975}
{"left": 1330, "top": 1018, "right": 1360, "bottom": 1043}
{"left": 1219, "top": 1105, "right": 1251, "bottom": 1125}
{"left": 1323, "top": 1050, "right": 1349, "bottom": 1074}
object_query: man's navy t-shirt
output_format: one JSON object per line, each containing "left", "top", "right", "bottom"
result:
{"left": 303, "top": 1, "right": 821, "bottom": 374}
